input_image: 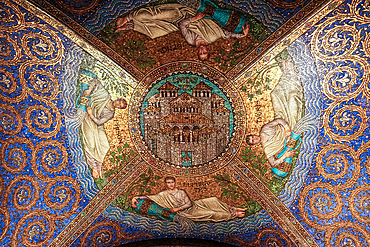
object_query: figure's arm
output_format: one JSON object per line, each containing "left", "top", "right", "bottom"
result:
{"left": 191, "top": 12, "right": 205, "bottom": 22}
{"left": 170, "top": 190, "right": 192, "bottom": 213}
{"left": 87, "top": 107, "right": 114, "bottom": 126}
{"left": 224, "top": 22, "right": 250, "bottom": 39}
{"left": 223, "top": 30, "right": 243, "bottom": 39}
{"left": 267, "top": 118, "right": 290, "bottom": 130}
{"left": 82, "top": 78, "right": 100, "bottom": 97}
{"left": 263, "top": 118, "right": 291, "bottom": 138}
{"left": 273, "top": 118, "right": 291, "bottom": 137}
{"left": 179, "top": 15, "right": 203, "bottom": 46}
{"left": 179, "top": 191, "right": 192, "bottom": 210}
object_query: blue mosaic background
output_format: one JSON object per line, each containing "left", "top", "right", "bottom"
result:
{"left": 288, "top": 0, "right": 370, "bottom": 246}
{"left": 2, "top": 0, "right": 370, "bottom": 246}
{"left": 0, "top": 1, "right": 90, "bottom": 245}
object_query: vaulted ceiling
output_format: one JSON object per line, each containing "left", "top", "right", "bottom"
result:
{"left": 1, "top": 0, "right": 369, "bottom": 246}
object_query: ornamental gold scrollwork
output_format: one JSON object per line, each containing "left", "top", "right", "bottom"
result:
{"left": 315, "top": 144, "right": 359, "bottom": 188}
{"left": 0, "top": 104, "right": 22, "bottom": 136}
{"left": 363, "top": 30, "right": 370, "bottom": 61}
{"left": 27, "top": 69, "right": 59, "bottom": 100}
{"left": 0, "top": 1, "right": 24, "bottom": 30}
{"left": 0, "top": 138, "right": 33, "bottom": 173}
{"left": 12, "top": 211, "right": 55, "bottom": 247}
{"left": 54, "top": 0, "right": 100, "bottom": 14}
{"left": 322, "top": 65, "right": 366, "bottom": 101}
{"left": 226, "top": 228, "right": 294, "bottom": 246}
{"left": 3, "top": 176, "right": 40, "bottom": 211}
{"left": 0, "top": 33, "right": 21, "bottom": 64}
{"left": 80, "top": 222, "right": 122, "bottom": 247}
{"left": 44, "top": 176, "right": 81, "bottom": 219}
{"left": 299, "top": 183, "right": 343, "bottom": 229}
{"left": 31, "top": 141, "right": 68, "bottom": 179}
{"left": 0, "top": 175, "right": 3, "bottom": 201}
{"left": 312, "top": 22, "right": 360, "bottom": 61}
{"left": 21, "top": 31, "right": 63, "bottom": 63}
{"left": 357, "top": 141, "right": 370, "bottom": 174}
{"left": 353, "top": 0, "right": 370, "bottom": 21}
{"left": 0, "top": 67, "right": 27, "bottom": 103}
{"left": 0, "top": 206, "right": 9, "bottom": 240}
{"left": 0, "top": 69, "right": 16, "bottom": 94}
{"left": 304, "top": 3, "right": 369, "bottom": 243}
{"left": 324, "top": 222, "right": 370, "bottom": 247}
{"left": 322, "top": 104, "right": 367, "bottom": 142}
{"left": 348, "top": 185, "right": 370, "bottom": 224}
{"left": 25, "top": 105, "right": 62, "bottom": 139}
{"left": 79, "top": 221, "right": 152, "bottom": 247}
{"left": 257, "top": 229, "right": 294, "bottom": 247}
{"left": 0, "top": 176, "right": 9, "bottom": 240}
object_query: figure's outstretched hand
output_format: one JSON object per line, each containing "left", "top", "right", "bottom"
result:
{"left": 285, "top": 128, "right": 291, "bottom": 138}
{"left": 284, "top": 150, "right": 296, "bottom": 159}
{"left": 191, "top": 12, "right": 205, "bottom": 22}
{"left": 131, "top": 197, "right": 139, "bottom": 208}
{"left": 170, "top": 207, "right": 181, "bottom": 213}
{"left": 83, "top": 88, "right": 92, "bottom": 97}
{"left": 241, "top": 22, "right": 250, "bottom": 37}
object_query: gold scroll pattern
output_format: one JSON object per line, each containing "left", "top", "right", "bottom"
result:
{"left": 0, "top": 1, "right": 83, "bottom": 246}
{"left": 299, "top": 0, "right": 370, "bottom": 246}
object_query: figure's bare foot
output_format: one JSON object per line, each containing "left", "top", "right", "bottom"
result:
{"left": 98, "top": 170, "right": 104, "bottom": 179}
{"left": 116, "top": 17, "right": 127, "bottom": 28}
{"left": 92, "top": 169, "right": 100, "bottom": 178}
{"left": 237, "top": 211, "right": 246, "bottom": 217}
{"left": 236, "top": 207, "right": 248, "bottom": 212}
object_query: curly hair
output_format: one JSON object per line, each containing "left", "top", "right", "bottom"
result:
{"left": 115, "top": 98, "right": 127, "bottom": 109}
{"left": 198, "top": 48, "right": 210, "bottom": 61}
{"left": 246, "top": 135, "right": 255, "bottom": 145}
{"left": 164, "top": 176, "right": 176, "bottom": 182}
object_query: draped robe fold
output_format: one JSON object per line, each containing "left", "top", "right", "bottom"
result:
{"left": 130, "top": 4, "right": 196, "bottom": 39}
{"left": 147, "top": 190, "right": 236, "bottom": 222}
{"left": 129, "top": 3, "right": 226, "bottom": 43}
{"left": 262, "top": 64, "right": 304, "bottom": 170}
{"left": 81, "top": 81, "right": 112, "bottom": 168}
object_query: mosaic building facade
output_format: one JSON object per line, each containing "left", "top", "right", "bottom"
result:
{"left": 143, "top": 80, "right": 230, "bottom": 166}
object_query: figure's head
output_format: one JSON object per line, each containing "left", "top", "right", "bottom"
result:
{"left": 246, "top": 135, "right": 261, "bottom": 145}
{"left": 198, "top": 45, "right": 210, "bottom": 61}
{"left": 164, "top": 176, "right": 176, "bottom": 190}
{"left": 113, "top": 98, "right": 127, "bottom": 109}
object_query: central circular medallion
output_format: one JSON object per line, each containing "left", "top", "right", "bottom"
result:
{"left": 128, "top": 62, "right": 246, "bottom": 176}
{"left": 141, "top": 74, "right": 233, "bottom": 167}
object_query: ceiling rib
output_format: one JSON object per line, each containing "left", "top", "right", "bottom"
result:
{"left": 229, "top": 159, "right": 318, "bottom": 247}
{"left": 49, "top": 155, "right": 144, "bottom": 247}
{"left": 13, "top": 0, "right": 342, "bottom": 246}
{"left": 25, "top": 0, "right": 340, "bottom": 82}
{"left": 228, "top": 0, "right": 338, "bottom": 81}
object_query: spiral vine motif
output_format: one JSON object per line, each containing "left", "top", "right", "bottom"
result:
{"left": 12, "top": 212, "right": 55, "bottom": 247}
{"left": 44, "top": 176, "right": 81, "bottom": 219}
{"left": 297, "top": 2, "right": 370, "bottom": 246}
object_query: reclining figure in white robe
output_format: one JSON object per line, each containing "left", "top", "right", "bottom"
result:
{"left": 131, "top": 177, "right": 248, "bottom": 228}
{"left": 115, "top": 3, "right": 230, "bottom": 44}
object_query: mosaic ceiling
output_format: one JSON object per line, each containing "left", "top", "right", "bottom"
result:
{"left": 0, "top": 0, "right": 370, "bottom": 246}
